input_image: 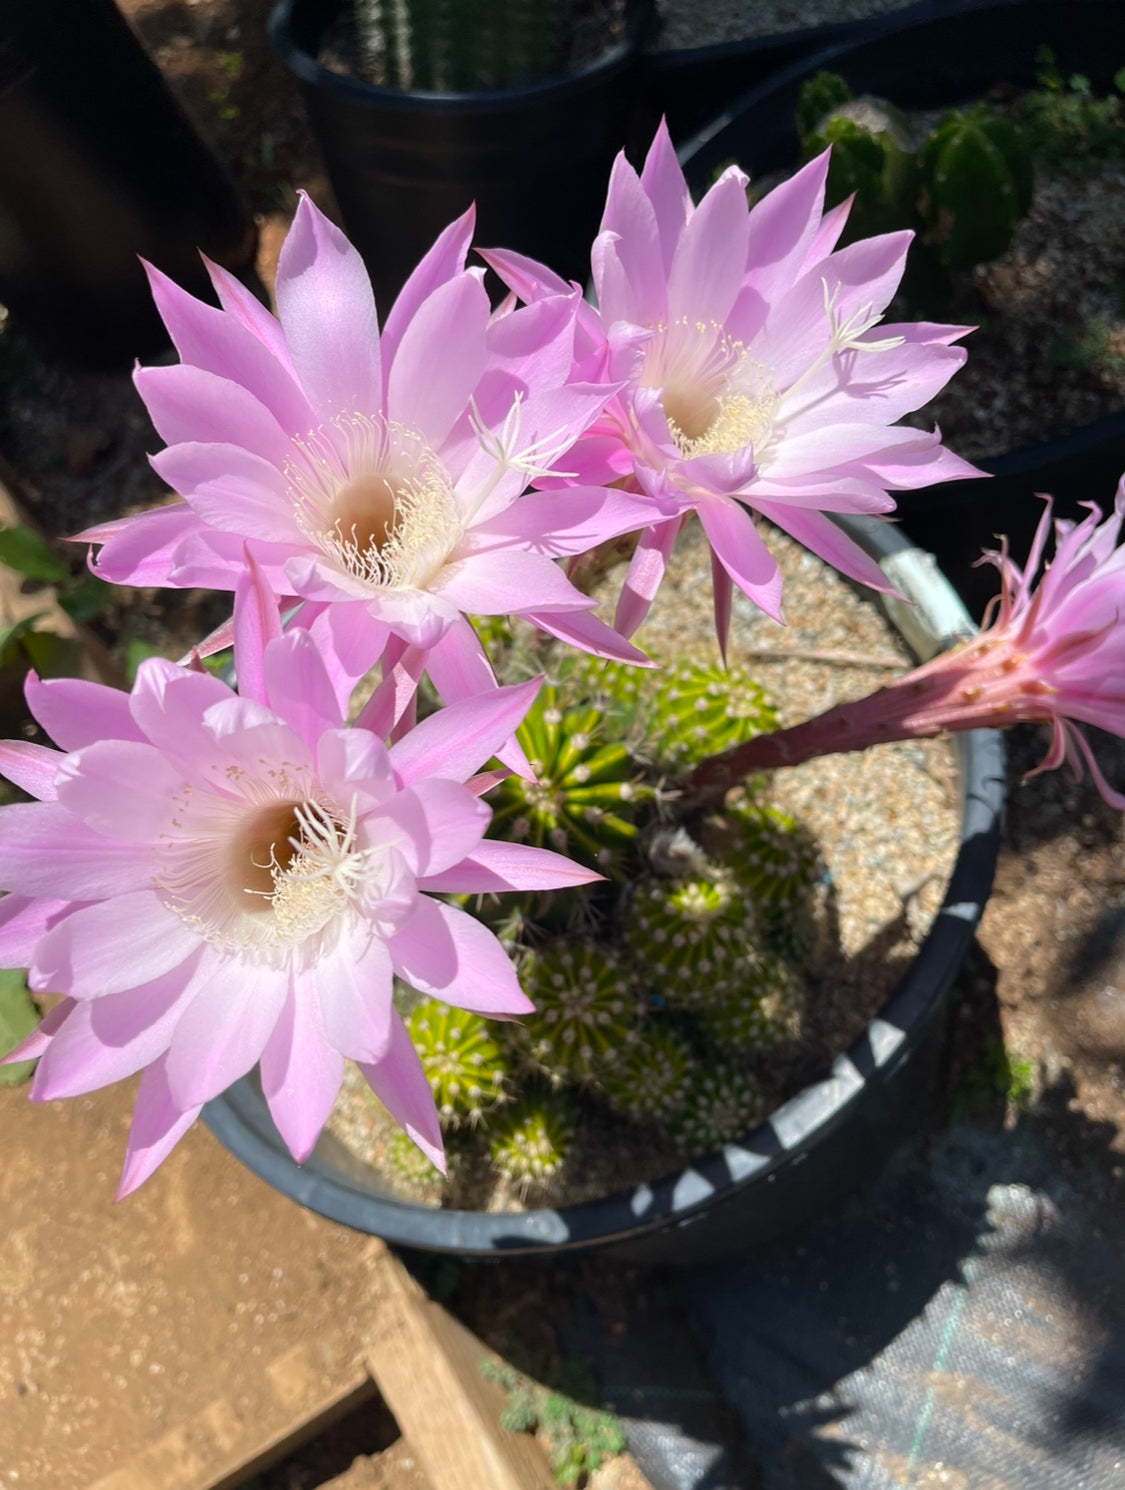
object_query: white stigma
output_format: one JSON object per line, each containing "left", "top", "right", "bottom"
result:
{"left": 286, "top": 411, "right": 459, "bottom": 592}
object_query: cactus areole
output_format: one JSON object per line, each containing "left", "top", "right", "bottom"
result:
{"left": 203, "top": 517, "right": 1003, "bottom": 1262}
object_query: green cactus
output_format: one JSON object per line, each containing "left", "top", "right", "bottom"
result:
{"left": 354, "top": 0, "right": 568, "bottom": 92}
{"left": 667, "top": 1063, "right": 766, "bottom": 1157}
{"left": 649, "top": 660, "right": 777, "bottom": 770}
{"left": 694, "top": 956, "right": 804, "bottom": 1053}
{"left": 919, "top": 104, "right": 1034, "bottom": 271}
{"left": 487, "top": 683, "right": 652, "bottom": 876}
{"left": 517, "top": 940, "right": 647, "bottom": 1085}
{"left": 795, "top": 69, "right": 854, "bottom": 142}
{"left": 601, "top": 1023, "right": 697, "bottom": 1121}
{"left": 797, "top": 75, "right": 920, "bottom": 238}
{"left": 487, "top": 1090, "right": 577, "bottom": 1188}
{"left": 709, "top": 798, "right": 821, "bottom": 912}
{"left": 384, "top": 1125, "right": 446, "bottom": 1196}
{"left": 406, "top": 998, "right": 510, "bottom": 1125}
{"left": 623, "top": 871, "right": 761, "bottom": 1012}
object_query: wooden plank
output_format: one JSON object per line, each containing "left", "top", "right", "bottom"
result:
{"left": 363, "top": 1247, "right": 557, "bottom": 1490}
{"left": 317, "top": 1439, "right": 433, "bottom": 1490}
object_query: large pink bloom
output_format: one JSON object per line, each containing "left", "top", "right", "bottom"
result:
{"left": 0, "top": 572, "right": 596, "bottom": 1196}
{"left": 485, "top": 122, "right": 981, "bottom": 647}
{"left": 686, "top": 481, "right": 1125, "bottom": 806}
{"left": 78, "top": 196, "right": 657, "bottom": 722}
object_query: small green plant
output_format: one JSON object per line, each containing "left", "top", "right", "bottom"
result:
{"left": 1019, "top": 48, "right": 1125, "bottom": 169}
{"left": 517, "top": 941, "right": 647, "bottom": 1085}
{"left": 406, "top": 998, "right": 510, "bottom": 1124}
{"left": 487, "top": 1089, "right": 577, "bottom": 1188}
{"left": 668, "top": 1062, "right": 766, "bottom": 1156}
{"left": 623, "top": 871, "right": 762, "bottom": 1011}
{"left": 919, "top": 104, "right": 1034, "bottom": 272}
{"left": 0, "top": 968, "right": 40, "bottom": 1087}
{"left": 479, "top": 1358, "right": 626, "bottom": 1485}
{"left": 953, "top": 1034, "right": 1036, "bottom": 1122}
{"left": 601, "top": 1022, "right": 696, "bottom": 1121}
{"left": 649, "top": 660, "right": 777, "bottom": 769}
{"left": 695, "top": 955, "right": 804, "bottom": 1053}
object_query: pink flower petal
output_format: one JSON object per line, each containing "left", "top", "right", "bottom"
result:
{"left": 389, "top": 897, "right": 533, "bottom": 1015}
{"left": 55, "top": 739, "right": 184, "bottom": 841}
{"left": 275, "top": 194, "right": 383, "bottom": 419}
{"left": 204, "top": 255, "right": 295, "bottom": 370}
{"left": 380, "top": 205, "right": 475, "bottom": 373}
{"left": 357, "top": 1010, "right": 445, "bottom": 1173}
{"left": 31, "top": 891, "right": 200, "bottom": 1000}
{"left": 0, "top": 740, "right": 63, "bottom": 800}
{"left": 152, "top": 442, "right": 299, "bottom": 544}
{"left": 0, "top": 803, "right": 154, "bottom": 900}
{"left": 77, "top": 500, "right": 201, "bottom": 587}
{"left": 416, "top": 839, "right": 602, "bottom": 894}
{"left": 667, "top": 169, "right": 751, "bottom": 329}
{"left": 24, "top": 673, "right": 144, "bottom": 752}
{"left": 638, "top": 119, "right": 691, "bottom": 277}
{"left": 754, "top": 502, "right": 894, "bottom": 593}
{"left": 260, "top": 974, "right": 345, "bottom": 1162}
{"left": 614, "top": 516, "right": 683, "bottom": 638}
{"left": 261, "top": 629, "right": 342, "bottom": 749}
{"left": 376, "top": 779, "right": 488, "bottom": 878}
{"left": 316, "top": 931, "right": 395, "bottom": 1063}
{"left": 164, "top": 950, "right": 288, "bottom": 1108}
{"left": 436, "top": 549, "right": 590, "bottom": 616}
{"left": 697, "top": 497, "right": 784, "bottom": 623}
{"left": 0, "top": 895, "right": 73, "bottom": 967}
{"left": 135, "top": 363, "right": 294, "bottom": 471}
{"left": 116, "top": 1055, "right": 202, "bottom": 1198}
{"left": 597, "top": 153, "right": 665, "bottom": 325}
{"left": 528, "top": 606, "right": 652, "bottom": 665}
{"left": 469, "top": 487, "right": 660, "bottom": 557}
{"left": 388, "top": 676, "right": 542, "bottom": 787}
{"left": 386, "top": 272, "right": 490, "bottom": 449}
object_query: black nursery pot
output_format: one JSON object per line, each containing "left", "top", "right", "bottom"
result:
{"left": 674, "top": 0, "right": 1125, "bottom": 617}
{"left": 0, "top": 0, "right": 257, "bottom": 368}
{"left": 269, "top": 0, "right": 652, "bottom": 315}
{"left": 204, "top": 517, "right": 1005, "bottom": 1265}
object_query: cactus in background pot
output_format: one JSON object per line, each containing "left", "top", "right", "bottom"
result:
{"left": 919, "top": 104, "right": 1035, "bottom": 271}
{"left": 354, "top": 0, "right": 575, "bottom": 90}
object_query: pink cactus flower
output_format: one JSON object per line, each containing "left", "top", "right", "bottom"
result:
{"left": 686, "top": 484, "right": 1125, "bottom": 805}
{"left": 484, "top": 122, "right": 981, "bottom": 648}
{"left": 77, "top": 196, "right": 658, "bottom": 728}
{"left": 0, "top": 567, "right": 596, "bottom": 1196}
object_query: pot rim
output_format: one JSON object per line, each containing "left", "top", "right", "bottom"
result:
{"left": 203, "top": 515, "right": 1006, "bottom": 1257}
{"left": 269, "top": 0, "right": 649, "bottom": 112}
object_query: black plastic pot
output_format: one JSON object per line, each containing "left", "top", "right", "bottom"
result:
{"left": 203, "top": 515, "right": 1005, "bottom": 1265}
{"left": 269, "top": 0, "right": 654, "bottom": 315}
{"left": 676, "top": 0, "right": 1125, "bottom": 618}
{"left": 0, "top": 0, "right": 257, "bottom": 368}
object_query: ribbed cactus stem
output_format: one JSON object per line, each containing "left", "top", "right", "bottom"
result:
{"left": 684, "top": 632, "right": 1044, "bottom": 801}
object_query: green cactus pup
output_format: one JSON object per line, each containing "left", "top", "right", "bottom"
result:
{"left": 695, "top": 955, "right": 804, "bottom": 1053}
{"left": 624, "top": 871, "right": 761, "bottom": 1012}
{"left": 517, "top": 941, "right": 647, "bottom": 1085}
{"left": 487, "top": 683, "right": 651, "bottom": 875}
{"left": 487, "top": 1090, "right": 577, "bottom": 1189}
{"left": 649, "top": 660, "right": 777, "bottom": 770}
{"left": 667, "top": 1063, "right": 767, "bottom": 1157}
{"left": 601, "top": 1023, "right": 697, "bottom": 1122}
{"left": 919, "top": 104, "right": 1034, "bottom": 271}
{"left": 406, "top": 998, "right": 509, "bottom": 1126}
{"left": 384, "top": 1125, "right": 447, "bottom": 1198}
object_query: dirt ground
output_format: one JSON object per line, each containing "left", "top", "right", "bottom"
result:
{"left": 1, "top": 1, "right": 1123, "bottom": 1483}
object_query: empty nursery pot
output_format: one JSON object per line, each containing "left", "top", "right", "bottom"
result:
{"left": 203, "top": 515, "right": 1005, "bottom": 1265}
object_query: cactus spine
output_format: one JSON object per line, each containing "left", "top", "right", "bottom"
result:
{"left": 517, "top": 941, "right": 647, "bottom": 1084}
{"left": 406, "top": 999, "right": 509, "bottom": 1125}
{"left": 488, "top": 1091, "right": 577, "bottom": 1188}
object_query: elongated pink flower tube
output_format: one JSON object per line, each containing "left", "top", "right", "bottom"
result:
{"left": 484, "top": 122, "right": 982, "bottom": 650}
{"left": 76, "top": 196, "right": 659, "bottom": 728}
{"left": 686, "top": 485, "right": 1125, "bottom": 804}
{"left": 0, "top": 568, "right": 597, "bottom": 1196}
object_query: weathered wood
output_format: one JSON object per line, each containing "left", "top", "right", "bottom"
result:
{"left": 317, "top": 1439, "right": 433, "bottom": 1490}
{"left": 363, "top": 1247, "right": 557, "bottom": 1490}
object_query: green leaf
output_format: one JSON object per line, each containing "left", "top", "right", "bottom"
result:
{"left": 0, "top": 968, "right": 40, "bottom": 1085}
{"left": 58, "top": 575, "right": 112, "bottom": 625}
{"left": 0, "top": 613, "right": 46, "bottom": 663}
{"left": 0, "top": 526, "right": 69, "bottom": 584}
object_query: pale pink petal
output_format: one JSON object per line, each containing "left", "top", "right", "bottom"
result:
{"left": 798, "top": 192, "right": 853, "bottom": 273}
{"left": 316, "top": 931, "right": 395, "bottom": 1063}
{"left": 528, "top": 607, "right": 652, "bottom": 665}
{"left": 744, "top": 150, "right": 830, "bottom": 302}
{"left": 376, "top": 780, "right": 488, "bottom": 877}
{"left": 25, "top": 673, "right": 146, "bottom": 751}
{"left": 712, "top": 549, "right": 733, "bottom": 665}
{"left": 260, "top": 973, "right": 345, "bottom": 1162}
{"left": 261, "top": 629, "right": 342, "bottom": 748}
{"left": 417, "top": 839, "right": 602, "bottom": 894}
{"left": 389, "top": 897, "right": 533, "bottom": 1015}
{"left": 614, "top": 516, "right": 683, "bottom": 638}
{"left": 30, "top": 891, "right": 200, "bottom": 1000}
{"left": 667, "top": 169, "right": 751, "bottom": 328}
{"left": 31, "top": 955, "right": 203, "bottom": 1100}
{"left": 164, "top": 951, "right": 288, "bottom": 1108}
{"left": 357, "top": 1011, "right": 445, "bottom": 1173}
{"left": 468, "top": 487, "right": 660, "bottom": 556}
{"left": 128, "top": 656, "right": 235, "bottom": 769}
{"left": 388, "top": 676, "right": 542, "bottom": 786}
{"left": 596, "top": 154, "right": 665, "bottom": 325}
{"left": 232, "top": 550, "right": 285, "bottom": 707}
{"left": 387, "top": 274, "right": 491, "bottom": 449}
{"left": 116, "top": 1055, "right": 202, "bottom": 1198}
{"left": 754, "top": 502, "right": 895, "bottom": 593}
{"left": 142, "top": 261, "right": 315, "bottom": 437}
{"left": 0, "top": 740, "right": 63, "bottom": 800}
{"left": 303, "top": 600, "right": 390, "bottom": 718}
{"left": 476, "top": 246, "right": 572, "bottom": 304}
{"left": 3, "top": 998, "right": 71, "bottom": 1064}
{"left": 275, "top": 194, "right": 382, "bottom": 418}
{"left": 152, "top": 443, "right": 299, "bottom": 544}
{"left": 639, "top": 120, "right": 691, "bottom": 276}
{"left": 697, "top": 497, "right": 784, "bottom": 623}
{"left": 353, "top": 638, "right": 429, "bottom": 739}
{"left": 135, "top": 363, "right": 293, "bottom": 470}
{"left": 54, "top": 739, "right": 184, "bottom": 841}
{"left": 381, "top": 205, "right": 475, "bottom": 373}
{"left": 204, "top": 255, "right": 295, "bottom": 370}
{"left": 436, "top": 548, "right": 590, "bottom": 616}
{"left": 77, "top": 501, "right": 200, "bottom": 587}
{"left": 0, "top": 803, "right": 154, "bottom": 899}
{"left": 0, "top": 896, "right": 73, "bottom": 967}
